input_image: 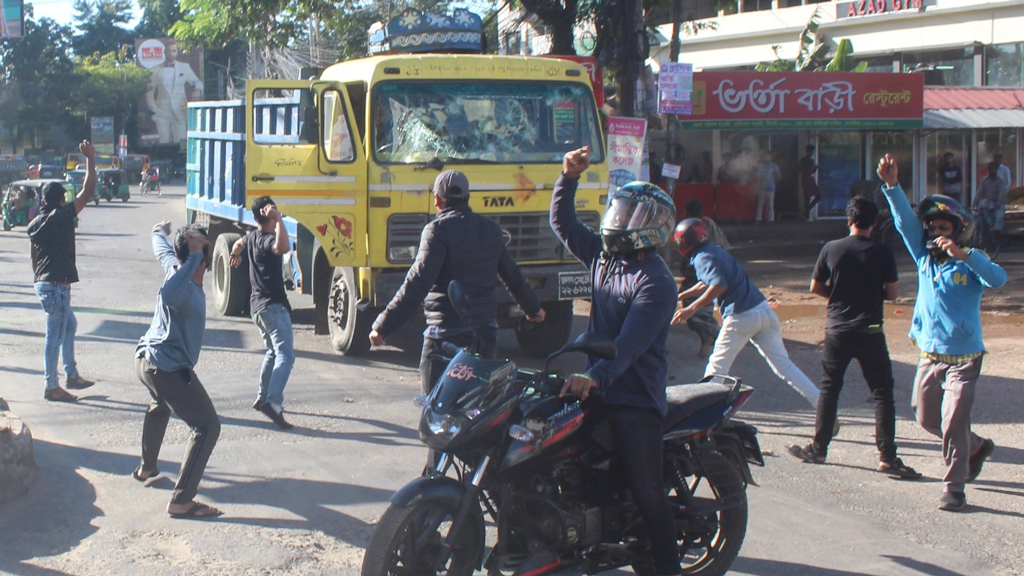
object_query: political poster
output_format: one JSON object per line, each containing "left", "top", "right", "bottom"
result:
{"left": 606, "top": 117, "right": 647, "bottom": 189}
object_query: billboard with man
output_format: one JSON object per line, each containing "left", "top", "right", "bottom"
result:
{"left": 135, "top": 38, "right": 204, "bottom": 146}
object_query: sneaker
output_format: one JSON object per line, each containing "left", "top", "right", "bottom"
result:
{"left": 44, "top": 387, "right": 78, "bottom": 402}
{"left": 878, "top": 458, "right": 923, "bottom": 480}
{"left": 967, "top": 438, "right": 995, "bottom": 483}
{"left": 66, "top": 376, "right": 95, "bottom": 390}
{"left": 787, "top": 443, "right": 825, "bottom": 464}
{"left": 937, "top": 491, "right": 966, "bottom": 512}
{"left": 252, "top": 398, "right": 266, "bottom": 411}
{"left": 258, "top": 402, "right": 293, "bottom": 430}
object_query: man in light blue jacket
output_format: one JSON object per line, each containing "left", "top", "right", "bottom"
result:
{"left": 877, "top": 154, "right": 1006, "bottom": 512}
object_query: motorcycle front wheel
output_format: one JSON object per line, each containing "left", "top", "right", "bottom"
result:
{"left": 361, "top": 499, "right": 484, "bottom": 576}
{"left": 633, "top": 449, "right": 748, "bottom": 576}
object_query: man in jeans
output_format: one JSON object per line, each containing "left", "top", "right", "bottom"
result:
{"left": 878, "top": 153, "right": 1005, "bottom": 511}
{"left": 787, "top": 197, "right": 920, "bottom": 480}
{"left": 230, "top": 196, "right": 295, "bottom": 429}
{"left": 134, "top": 221, "right": 222, "bottom": 518}
{"left": 27, "top": 140, "right": 98, "bottom": 402}
{"left": 673, "top": 218, "right": 821, "bottom": 411}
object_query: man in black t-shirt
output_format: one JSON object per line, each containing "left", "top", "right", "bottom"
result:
{"left": 27, "top": 141, "right": 99, "bottom": 402}
{"left": 229, "top": 196, "right": 294, "bottom": 429}
{"left": 788, "top": 197, "right": 921, "bottom": 480}
{"left": 938, "top": 152, "right": 963, "bottom": 200}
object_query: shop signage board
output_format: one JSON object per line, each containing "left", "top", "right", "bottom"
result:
{"left": 679, "top": 71, "right": 924, "bottom": 130}
{"left": 835, "top": 0, "right": 937, "bottom": 20}
{"left": 658, "top": 62, "right": 694, "bottom": 115}
{"left": 606, "top": 117, "right": 647, "bottom": 188}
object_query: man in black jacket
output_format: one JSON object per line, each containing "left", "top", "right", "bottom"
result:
{"left": 369, "top": 170, "right": 545, "bottom": 394}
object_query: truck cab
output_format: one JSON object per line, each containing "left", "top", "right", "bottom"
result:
{"left": 188, "top": 54, "right": 607, "bottom": 357}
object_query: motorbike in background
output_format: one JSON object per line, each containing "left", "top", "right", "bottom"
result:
{"left": 361, "top": 282, "right": 763, "bottom": 576}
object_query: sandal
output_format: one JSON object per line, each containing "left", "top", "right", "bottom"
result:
{"left": 787, "top": 443, "right": 826, "bottom": 464}
{"left": 878, "top": 458, "right": 922, "bottom": 480}
{"left": 168, "top": 501, "right": 223, "bottom": 519}
{"left": 132, "top": 465, "right": 160, "bottom": 482}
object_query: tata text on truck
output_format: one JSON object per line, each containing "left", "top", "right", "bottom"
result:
{"left": 186, "top": 12, "right": 608, "bottom": 357}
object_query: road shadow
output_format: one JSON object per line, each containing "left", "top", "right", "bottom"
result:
{"left": 735, "top": 555, "right": 978, "bottom": 576}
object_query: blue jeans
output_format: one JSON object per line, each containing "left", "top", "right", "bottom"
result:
{"left": 253, "top": 303, "right": 294, "bottom": 406}
{"left": 34, "top": 282, "right": 80, "bottom": 389}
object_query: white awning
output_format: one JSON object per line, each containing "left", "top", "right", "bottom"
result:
{"left": 924, "top": 109, "right": 1024, "bottom": 129}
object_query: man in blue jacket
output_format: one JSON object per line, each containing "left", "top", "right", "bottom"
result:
{"left": 553, "top": 147, "right": 682, "bottom": 576}
{"left": 877, "top": 153, "right": 1006, "bottom": 512}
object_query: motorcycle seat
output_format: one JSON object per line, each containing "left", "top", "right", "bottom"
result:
{"left": 663, "top": 382, "right": 733, "bottom": 432}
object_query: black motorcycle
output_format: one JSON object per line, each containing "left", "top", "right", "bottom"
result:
{"left": 362, "top": 288, "right": 763, "bottom": 576}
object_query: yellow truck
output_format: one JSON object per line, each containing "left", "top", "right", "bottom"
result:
{"left": 187, "top": 54, "right": 608, "bottom": 356}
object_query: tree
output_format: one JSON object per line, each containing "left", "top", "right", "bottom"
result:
{"left": 756, "top": 9, "right": 867, "bottom": 73}
{"left": 0, "top": 16, "right": 77, "bottom": 151}
{"left": 66, "top": 48, "right": 152, "bottom": 146}
{"left": 135, "top": 0, "right": 182, "bottom": 38}
{"left": 71, "top": 0, "right": 135, "bottom": 57}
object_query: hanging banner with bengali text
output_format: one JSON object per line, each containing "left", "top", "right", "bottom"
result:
{"left": 679, "top": 71, "right": 924, "bottom": 130}
{"left": 606, "top": 117, "right": 647, "bottom": 188}
{"left": 658, "top": 62, "right": 693, "bottom": 115}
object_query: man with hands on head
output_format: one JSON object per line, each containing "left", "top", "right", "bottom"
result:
{"left": 877, "top": 153, "right": 1006, "bottom": 512}
{"left": 27, "top": 140, "right": 99, "bottom": 402}
{"left": 133, "top": 220, "right": 222, "bottom": 519}
{"left": 552, "top": 147, "right": 683, "bottom": 576}
{"left": 229, "top": 197, "right": 295, "bottom": 429}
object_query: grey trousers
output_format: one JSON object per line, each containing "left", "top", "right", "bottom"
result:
{"left": 911, "top": 356, "right": 985, "bottom": 493}
{"left": 135, "top": 356, "right": 221, "bottom": 505}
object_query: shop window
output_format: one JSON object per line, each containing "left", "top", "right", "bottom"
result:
{"left": 926, "top": 132, "right": 968, "bottom": 201}
{"left": 975, "top": 130, "right": 1017, "bottom": 191}
{"left": 985, "top": 43, "right": 1024, "bottom": 88}
{"left": 870, "top": 131, "right": 915, "bottom": 197}
{"left": 741, "top": 0, "right": 772, "bottom": 12}
{"left": 818, "top": 131, "right": 864, "bottom": 216}
{"left": 862, "top": 55, "right": 898, "bottom": 74}
{"left": 902, "top": 48, "right": 974, "bottom": 86}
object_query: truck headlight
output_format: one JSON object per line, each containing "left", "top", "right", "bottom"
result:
{"left": 388, "top": 246, "right": 417, "bottom": 262}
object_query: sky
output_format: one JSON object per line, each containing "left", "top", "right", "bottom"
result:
{"left": 27, "top": 0, "right": 140, "bottom": 29}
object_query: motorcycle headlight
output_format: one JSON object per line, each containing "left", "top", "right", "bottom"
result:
{"left": 426, "top": 412, "right": 463, "bottom": 442}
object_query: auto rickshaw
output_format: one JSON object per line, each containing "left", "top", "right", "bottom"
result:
{"left": 2, "top": 182, "right": 39, "bottom": 231}
{"left": 65, "top": 169, "right": 87, "bottom": 193}
{"left": 96, "top": 169, "right": 131, "bottom": 203}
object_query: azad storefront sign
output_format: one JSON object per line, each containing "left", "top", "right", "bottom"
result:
{"left": 835, "top": 0, "right": 936, "bottom": 20}
{"left": 679, "top": 71, "right": 924, "bottom": 130}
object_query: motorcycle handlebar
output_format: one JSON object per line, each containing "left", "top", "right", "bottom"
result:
{"left": 526, "top": 372, "right": 605, "bottom": 401}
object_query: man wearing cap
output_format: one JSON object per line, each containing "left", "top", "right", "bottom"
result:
{"left": 369, "top": 170, "right": 546, "bottom": 394}
{"left": 26, "top": 141, "right": 98, "bottom": 402}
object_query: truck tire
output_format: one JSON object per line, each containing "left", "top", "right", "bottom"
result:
{"left": 328, "top": 266, "right": 375, "bottom": 356}
{"left": 514, "top": 300, "right": 574, "bottom": 358}
{"left": 212, "top": 232, "right": 249, "bottom": 317}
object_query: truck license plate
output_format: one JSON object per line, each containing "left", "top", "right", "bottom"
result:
{"left": 558, "top": 271, "right": 592, "bottom": 300}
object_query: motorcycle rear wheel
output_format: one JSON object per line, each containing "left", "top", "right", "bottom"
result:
{"left": 633, "top": 449, "right": 748, "bottom": 576}
{"left": 361, "top": 499, "right": 484, "bottom": 576}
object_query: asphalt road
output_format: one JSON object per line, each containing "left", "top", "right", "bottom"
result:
{"left": 0, "top": 185, "right": 1018, "bottom": 576}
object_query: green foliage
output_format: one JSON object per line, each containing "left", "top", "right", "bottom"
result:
{"left": 72, "top": 0, "right": 135, "bottom": 57}
{"left": 135, "top": 0, "right": 183, "bottom": 38}
{"left": 756, "top": 8, "right": 867, "bottom": 73}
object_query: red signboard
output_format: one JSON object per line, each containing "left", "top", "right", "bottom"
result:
{"left": 680, "top": 71, "right": 924, "bottom": 130}
{"left": 543, "top": 55, "right": 604, "bottom": 109}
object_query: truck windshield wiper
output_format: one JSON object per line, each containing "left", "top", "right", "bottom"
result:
{"left": 414, "top": 156, "right": 446, "bottom": 171}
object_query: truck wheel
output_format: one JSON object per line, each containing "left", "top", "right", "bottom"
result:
{"left": 328, "top": 267, "right": 375, "bottom": 356}
{"left": 212, "top": 232, "right": 249, "bottom": 316}
{"left": 514, "top": 300, "right": 574, "bottom": 358}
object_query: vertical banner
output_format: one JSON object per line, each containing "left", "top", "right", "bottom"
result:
{"left": 606, "top": 117, "right": 647, "bottom": 189}
{"left": 135, "top": 38, "right": 205, "bottom": 147}
{"left": 91, "top": 117, "right": 115, "bottom": 155}
{"left": 1, "top": 0, "right": 23, "bottom": 38}
{"left": 658, "top": 62, "right": 693, "bottom": 115}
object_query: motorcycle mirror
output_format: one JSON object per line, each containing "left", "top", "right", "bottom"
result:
{"left": 543, "top": 331, "right": 617, "bottom": 373}
{"left": 447, "top": 280, "right": 473, "bottom": 323}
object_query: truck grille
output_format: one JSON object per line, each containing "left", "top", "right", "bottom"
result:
{"left": 387, "top": 211, "right": 601, "bottom": 263}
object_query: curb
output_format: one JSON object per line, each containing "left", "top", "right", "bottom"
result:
{"left": 0, "top": 398, "right": 37, "bottom": 508}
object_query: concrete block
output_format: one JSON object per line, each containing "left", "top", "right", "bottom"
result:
{"left": 0, "top": 397, "right": 38, "bottom": 507}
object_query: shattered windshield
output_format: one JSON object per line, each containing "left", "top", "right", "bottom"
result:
{"left": 372, "top": 81, "right": 604, "bottom": 165}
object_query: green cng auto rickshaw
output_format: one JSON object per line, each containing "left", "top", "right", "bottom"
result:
{"left": 96, "top": 169, "right": 131, "bottom": 203}
{"left": 3, "top": 179, "right": 76, "bottom": 230}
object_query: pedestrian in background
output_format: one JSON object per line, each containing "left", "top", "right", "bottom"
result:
{"left": 800, "top": 145, "right": 821, "bottom": 221}
{"left": 230, "top": 196, "right": 295, "bottom": 430}
{"left": 937, "top": 151, "right": 963, "bottom": 200}
{"left": 788, "top": 196, "right": 921, "bottom": 480}
{"left": 369, "top": 170, "right": 546, "bottom": 395}
{"left": 27, "top": 140, "right": 98, "bottom": 402}
{"left": 676, "top": 199, "right": 729, "bottom": 359}
{"left": 673, "top": 218, "right": 821, "bottom": 410}
{"left": 755, "top": 151, "right": 780, "bottom": 224}
{"left": 133, "top": 221, "right": 222, "bottom": 518}
{"left": 878, "top": 153, "right": 1005, "bottom": 512}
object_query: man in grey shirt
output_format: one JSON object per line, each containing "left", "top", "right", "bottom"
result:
{"left": 133, "top": 221, "right": 222, "bottom": 518}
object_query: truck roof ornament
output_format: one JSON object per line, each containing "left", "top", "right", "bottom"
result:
{"left": 368, "top": 8, "right": 483, "bottom": 55}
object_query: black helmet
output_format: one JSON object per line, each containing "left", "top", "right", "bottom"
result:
{"left": 673, "top": 218, "right": 711, "bottom": 257}
{"left": 600, "top": 182, "right": 676, "bottom": 253}
{"left": 918, "top": 194, "right": 972, "bottom": 245}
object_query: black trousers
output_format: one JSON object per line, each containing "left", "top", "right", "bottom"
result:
{"left": 814, "top": 330, "right": 898, "bottom": 462}
{"left": 135, "top": 356, "right": 221, "bottom": 505}
{"left": 605, "top": 405, "right": 681, "bottom": 576}
{"left": 418, "top": 327, "right": 497, "bottom": 395}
